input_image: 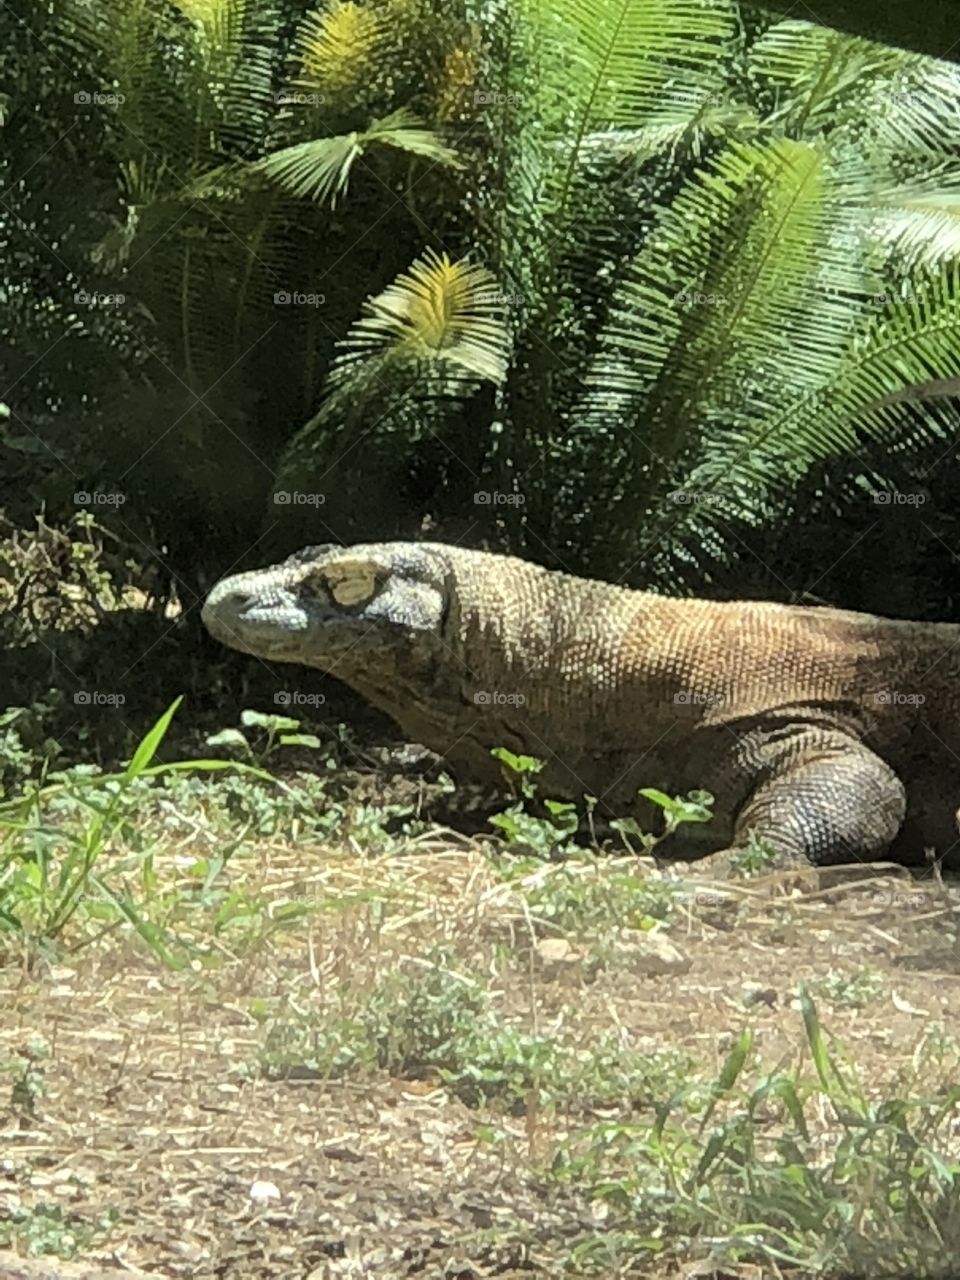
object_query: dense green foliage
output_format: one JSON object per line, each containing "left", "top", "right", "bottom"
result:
{"left": 4, "top": 13, "right": 960, "bottom": 1272}
{"left": 5, "top": 0, "right": 960, "bottom": 593}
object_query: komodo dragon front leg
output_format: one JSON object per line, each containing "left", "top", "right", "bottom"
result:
{"left": 690, "top": 727, "right": 907, "bottom": 877}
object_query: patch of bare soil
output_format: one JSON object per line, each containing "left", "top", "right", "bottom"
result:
{"left": 1, "top": 844, "right": 959, "bottom": 1279}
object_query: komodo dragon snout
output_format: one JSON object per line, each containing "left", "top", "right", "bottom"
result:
{"left": 202, "top": 542, "right": 450, "bottom": 665}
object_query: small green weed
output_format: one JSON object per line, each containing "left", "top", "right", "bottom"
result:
{"left": 259, "top": 950, "right": 690, "bottom": 1112}
{"left": 611, "top": 787, "right": 715, "bottom": 854}
{"left": 206, "top": 708, "right": 322, "bottom": 766}
{"left": 4, "top": 1035, "right": 50, "bottom": 1117}
{"left": 0, "top": 1201, "right": 119, "bottom": 1259}
{"left": 488, "top": 800, "right": 581, "bottom": 858}
{"left": 809, "top": 963, "right": 886, "bottom": 1009}
{"left": 489, "top": 748, "right": 583, "bottom": 857}
{"left": 726, "top": 833, "right": 780, "bottom": 877}
{"left": 0, "top": 692, "right": 65, "bottom": 799}
{"left": 492, "top": 748, "right": 546, "bottom": 801}
{"left": 499, "top": 854, "right": 684, "bottom": 933}
{"left": 551, "top": 990, "right": 960, "bottom": 1276}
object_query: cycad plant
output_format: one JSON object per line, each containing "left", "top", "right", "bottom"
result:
{"left": 563, "top": 17, "right": 960, "bottom": 581}
{"left": 8, "top": 0, "right": 960, "bottom": 591}
{"left": 281, "top": 0, "right": 960, "bottom": 584}
{"left": 5, "top": 0, "right": 479, "bottom": 574}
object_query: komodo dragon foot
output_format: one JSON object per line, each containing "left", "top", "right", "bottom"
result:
{"left": 679, "top": 728, "right": 907, "bottom": 886}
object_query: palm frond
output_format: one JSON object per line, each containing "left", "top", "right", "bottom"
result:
{"left": 528, "top": 0, "right": 736, "bottom": 132}
{"left": 871, "top": 175, "right": 960, "bottom": 268}
{"left": 368, "top": 109, "right": 462, "bottom": 162}
{"left": 572, "top": 102, "right": 760, "bottom": 165}
{"left": 59, "top": 0, "right": 179, "bottom": 159}
{"left": 172, "top": 0, "right": 280, "bottom": 148}
{"left": 673, "top": 267, "right": 960, "bottom": 527}
{"left": 747, "top": 20, "right": 908, "bottom": 131}
{"left": 857, "top": 60, "right": 960, "bottom": 158}
{"left": 335, "top": 249, "right": 511, "bottom": 383}
{"left": 478, "top": 0, "right": 739, "bottom": 528}
{"left": 522, "top": 0, "right": 736, "bottom": 224}
{"left": 294, "top": 1, "right": 382, "bottom": 94}
{"left": 480, "top": 0, "right": 736, "bottom": 307}
{"left": 255, "top": 133, "right": 365, "bottom": 204}
{"left": 751, "top": 21, "right": 960, "bottom": 163}
{"left": 580, "top": 138, "right": 874, "bottom": 454}
{"left": 564, "top": 135, "right": 896, "bottom": 573}
{"left": 254, "top": 108, "right": 461, "bottom": 206}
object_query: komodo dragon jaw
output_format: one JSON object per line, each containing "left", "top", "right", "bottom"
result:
{"left": 201, "top": 542, "right": 451, "bottom": 666}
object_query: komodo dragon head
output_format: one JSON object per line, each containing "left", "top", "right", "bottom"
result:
{"left": 201, "top": 542, "right": 456, "bottom": 669}
{"left": 203, "top": 540, "right": 570, "bottom": 784}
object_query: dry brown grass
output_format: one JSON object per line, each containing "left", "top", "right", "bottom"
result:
{"left": 2, "top": 832, "right": 959, "bottom": 1279}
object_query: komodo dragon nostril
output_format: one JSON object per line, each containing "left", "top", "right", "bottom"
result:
{"left": 202, "top": 585, "right": 252, "bottom": 626}
{"left": 225, "top": 590, "right": 254, "bottom": 614}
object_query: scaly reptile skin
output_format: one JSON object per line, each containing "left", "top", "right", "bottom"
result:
{"left": 202, "top": 542, "right": 960, "bottom": 871}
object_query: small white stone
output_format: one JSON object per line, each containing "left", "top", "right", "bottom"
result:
{"left": 616, "top": 929, "right": 691, "bottom": 976}
{"left": 589, "top": 1198, "right": 610, "bottom": 1222}
{"left": 536, "top": 937, "right": 578, "bottom": 964}
{"left": 535, "top": 937, "right": 583, "bottom": 980}
{"left": 249, "top": 1179, "right": 281, "bottom": 1203}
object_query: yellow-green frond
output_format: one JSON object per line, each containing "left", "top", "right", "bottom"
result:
{"left": 341, "top": 250, "right": 511, "bottom": 382}
{"left": 296, "top": 2, "right": 382, "bottom": 92}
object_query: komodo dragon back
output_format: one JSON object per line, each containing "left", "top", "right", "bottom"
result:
{"left": 203, "top": 541, "right": 960, "bottom": 874}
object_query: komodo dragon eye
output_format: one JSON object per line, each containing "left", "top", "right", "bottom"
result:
{"left": 299, "top": 559, "right": 387, "bottom": 608}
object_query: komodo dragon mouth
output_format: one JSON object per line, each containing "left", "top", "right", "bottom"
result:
{"left": 204, "top": 539, "right": 960, "bottom": 876}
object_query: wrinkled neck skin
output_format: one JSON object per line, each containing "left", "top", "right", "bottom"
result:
{"left": 310, "top": 558, "right": 495, "bottom": 762}
{"left": 329, "top": 627, "right": 462, "bottom": 740}
{"left": 327, "top": 551, "right": 640, "bottom": 784}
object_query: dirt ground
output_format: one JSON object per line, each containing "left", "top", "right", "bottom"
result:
{"left": 1, "top": 838, "right": 959, "bottom": 1280}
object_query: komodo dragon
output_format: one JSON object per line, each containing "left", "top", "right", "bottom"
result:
{"left": 202, "top": 541, "right": 960, "bottom": 873}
